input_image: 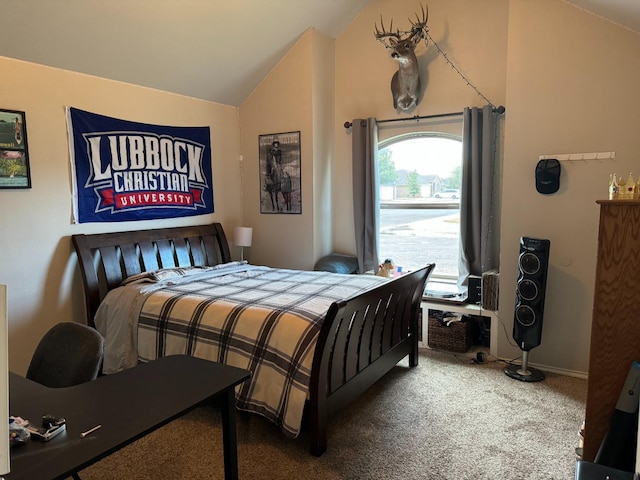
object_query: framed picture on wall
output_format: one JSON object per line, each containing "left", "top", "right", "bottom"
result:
{"left": 259, "top": 131, "right": 301, "bottom": 214}
{"left": 0, "top": 109, "right": 31, "bottom": 189}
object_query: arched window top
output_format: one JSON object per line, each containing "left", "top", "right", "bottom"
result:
{"left": 379, "top": 131, "right": 462, "bottom": 150}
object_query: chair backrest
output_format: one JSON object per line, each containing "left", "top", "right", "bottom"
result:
{"left": 26, "top": 322, "right": 104, "bottom": 388}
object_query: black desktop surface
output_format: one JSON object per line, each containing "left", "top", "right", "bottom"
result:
{"left": 7, "top": 355, "right": 250, "bottom": 480}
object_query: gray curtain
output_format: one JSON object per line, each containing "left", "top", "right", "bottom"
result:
{"left": 458, "top": 105, "right": 499, "bottom": 286}
{"left": 352, "top": 118, "right": 379, "bottom": 273}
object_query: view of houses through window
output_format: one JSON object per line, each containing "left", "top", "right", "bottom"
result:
{"left": 378, "top": 134, "right": 462, "bottom": 281}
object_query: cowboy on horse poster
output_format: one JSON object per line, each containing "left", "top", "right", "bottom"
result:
{"left": 258, "top": 131, "right": 301, "bottom": 214}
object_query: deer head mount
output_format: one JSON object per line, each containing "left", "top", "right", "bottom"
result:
{"left": 374, "top": 4, "right": 429, "bottom": 111}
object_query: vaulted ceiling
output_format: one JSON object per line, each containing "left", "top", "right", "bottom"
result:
{"left": 1, "top": 1, "right": 638, "bottom": 107}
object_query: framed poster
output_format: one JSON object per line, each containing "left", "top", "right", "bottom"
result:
{"left": 259, "top": 131, "right": 301, "bottom": 214}
{"left": 0, "top": 109, "right": 31, "bottom": 189}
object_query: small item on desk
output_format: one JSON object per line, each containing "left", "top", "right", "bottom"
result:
{"left": 27, "top": 414, "right": 66, "bottom": 442}
{"left": 27, "top": 423, "right": 66, "bottom": 442}
{"left": 9, "top": 416, "right": 31, "bottom": 446}
{"left": 376, "top": 259, "right": 394, "bottom": 278}
{"left": 80, "top": 424, "right": 102, "bottom": 438}
{"left": 42, "top": 414, "right": 66, "bottom": 428}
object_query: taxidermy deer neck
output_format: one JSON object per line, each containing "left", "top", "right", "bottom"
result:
{"left": 375, "top": 4, "right": 429, "bottom": 111}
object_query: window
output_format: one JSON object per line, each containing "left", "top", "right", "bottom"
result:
{"left": 378, "top": 133, "right": 462, "bottom": 282}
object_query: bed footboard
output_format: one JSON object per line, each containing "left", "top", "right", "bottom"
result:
{"left": 308, "top": 263, "right": 434, "bottom": 456}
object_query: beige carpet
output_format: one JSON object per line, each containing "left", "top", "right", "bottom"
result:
{"left": 79, "top": 348, "right": 586, "bottom": 479}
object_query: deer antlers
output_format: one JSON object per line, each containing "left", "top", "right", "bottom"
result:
{"left": 373, "top": 4, "right": 430, "bottom": 111}
{"left": 374, "top": 3, "right": 429, "bottom": 49}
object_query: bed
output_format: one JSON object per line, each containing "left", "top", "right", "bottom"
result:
{"left": 72, "top": 222, "right": 433, "bottom": 455}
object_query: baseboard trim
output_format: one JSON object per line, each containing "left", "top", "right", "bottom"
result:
{"left": 418, "top": 347, "right": 588, "bottom": 379}
{"left": 499, "top": 357, "right": 588, "bottom": 379}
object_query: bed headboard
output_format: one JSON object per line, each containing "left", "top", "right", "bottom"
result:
{"left": 72, "top": 222, "right": 232, "bottom": 327}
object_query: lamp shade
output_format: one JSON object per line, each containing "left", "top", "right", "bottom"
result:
{"left": 234, "top": 227, "right": 253, "bottom": 248}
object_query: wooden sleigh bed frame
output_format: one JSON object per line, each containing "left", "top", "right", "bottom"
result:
{"left": 72, "top": 222, "right": 433, "bottom": 456}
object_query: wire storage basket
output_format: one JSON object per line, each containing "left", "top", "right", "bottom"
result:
{"left": 427, "top": 316, "right": 472, "bottom": 353}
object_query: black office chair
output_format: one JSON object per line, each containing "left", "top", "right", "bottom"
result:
{"left": 26, "top": 322, "right": 104, "bottom": 480}
{"left": 26, "top": 322, "right": 104, "bottom": 388}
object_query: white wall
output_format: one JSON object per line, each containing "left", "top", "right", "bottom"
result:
{"left": 0, "top": 57, "right": 241, "bottom": 374}
{"left": 5, "top": 0, "right": 640, "bottom": 377}
{"left": 311, "top": 31, "right": 336, "bottom": 262}
{"left": 332, "top": 0, "right": 509, "bottom": 255}
{"left": 330, "top": 0, "right": 640, "bottom": 375}
{"left": 0, "top": 285, "right": 8, "bottom": 475}
{"left": 239, "top": 29, "right": 321, "bottom": 270}
{"left": 501, "top": 0, "right": 640, "bottom": 374}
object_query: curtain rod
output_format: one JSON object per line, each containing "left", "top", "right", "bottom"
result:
{"left": 343, "top": 105, "right": 505, "bottom": 129}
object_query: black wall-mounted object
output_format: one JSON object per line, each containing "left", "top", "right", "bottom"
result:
{"left": 535, "top": 159, "right": 561, "bottom": 194}
{"left": 512, "top": 236, "right": 551, "bottom": 351}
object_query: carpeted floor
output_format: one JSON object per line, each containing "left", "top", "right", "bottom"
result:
{"left": 79, "top": 348, "right": 586, "bottom": 479}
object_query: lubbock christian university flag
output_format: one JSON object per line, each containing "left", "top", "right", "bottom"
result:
{"left": 67, "top": 107, "right": 214, "bottom": 223}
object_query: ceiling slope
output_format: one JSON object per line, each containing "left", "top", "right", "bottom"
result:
{"left": 0, "top": 1, "right": 638, "bottom": 106}
{"left": 0, "top": 0, "right": 370, "bottom": 106}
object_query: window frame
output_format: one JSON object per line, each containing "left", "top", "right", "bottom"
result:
{"left": 377, "top": 129, "right": 463, "bottom": 282}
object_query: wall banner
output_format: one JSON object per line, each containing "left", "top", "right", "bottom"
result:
{"left": 67, "top": 107, "right": 213, "bottom": 223}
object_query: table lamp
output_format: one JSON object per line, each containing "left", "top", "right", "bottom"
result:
{"left": 234, "top": 227, "right": 253, "bottom": 261}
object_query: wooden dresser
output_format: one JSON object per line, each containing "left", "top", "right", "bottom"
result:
{"left": 583, "top": 200, "right": 640, "bottom": 461}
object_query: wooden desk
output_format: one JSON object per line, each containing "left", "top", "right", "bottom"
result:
{"left": 6, "top": 355, "right": 250, "bottom": 480}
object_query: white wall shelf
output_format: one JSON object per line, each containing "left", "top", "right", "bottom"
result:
{"left": 539, "top": 152, "right": 615, "bottom": 163}
{"left": 420, "top": 300, "right": 498, "bottom": 358}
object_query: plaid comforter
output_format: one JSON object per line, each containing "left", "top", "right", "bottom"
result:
{"left": 133, "top": 263, "right": 386, "bottom": 437}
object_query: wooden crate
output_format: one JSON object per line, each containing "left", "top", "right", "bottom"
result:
{"left": 427, "top": 316, "right": 471, "bottom": 353}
